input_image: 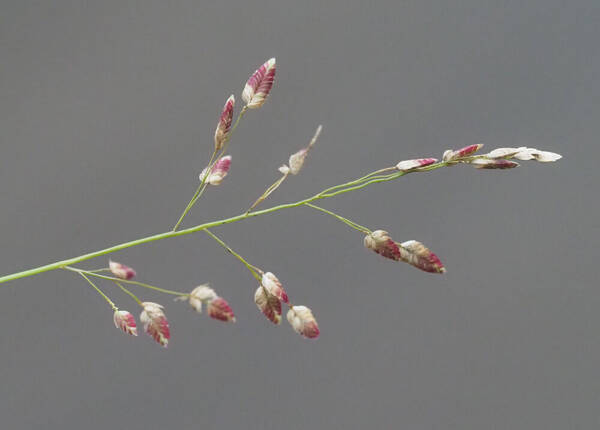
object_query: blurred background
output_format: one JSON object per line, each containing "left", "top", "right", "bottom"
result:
{"left": 0, "top": 1, "right": 598, "bottom": 428}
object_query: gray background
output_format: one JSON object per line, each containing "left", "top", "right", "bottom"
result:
{"left": 0, "top": 1, "right": 598, "bottom": 429}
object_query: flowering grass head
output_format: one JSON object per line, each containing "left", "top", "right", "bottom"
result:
{"left": 0, "top": 57, "right": 562, "bottom": 349}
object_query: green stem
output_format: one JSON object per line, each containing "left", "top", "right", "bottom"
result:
{"left": 115, "top": 282, "right": 143, "bottom": 306}
{"left": 0, "top": 161, "right": 451, "bottom": 285}
{"left": 173, "top": 151, "right": 217, "bottom": 231}
{"left": 172, "top": 106, "right": 248, "bottom": 231}
{"left": 203, "top": 229, "right": 262, "bottom": 281}
{"left": 317, "top": 167, "right": 397, "bottom": 196}
{"left": 246, "top": 172, "right": 289, "bottom": 214}
{"left": 76, "top": 271, "right": 117, "bottom": 310}
{"left": 304, "top": 203, "right": 371, "bottom": 234}
{"left": 64, "top": 267, "right": 188, "bottom": 297}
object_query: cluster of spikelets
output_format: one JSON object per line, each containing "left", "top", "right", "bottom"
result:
{"left": 106, "top": 58, "right": 322, "bottom": 347}
{"left": 109, "top": 260, "right": 236, "bottom": 347}
{"left": 109, "top": 259, "right": 319, "bottom": 347}
{"left": 78, "top": 57, "right": 561, "bottom": 348}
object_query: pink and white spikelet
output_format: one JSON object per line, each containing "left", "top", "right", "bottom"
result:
{"left": 109, "top": 260, "right": 136, "bottom": 280}
{"left": 214, "top": 95, "right": 235, "bottom": 152}
{"left": 443, "top": 144, "right": 485, "bottom": 162}
{"left": 261, "top": 272, "right": 289, "bottom": 304}
{"left": 242, "top": 58, "right": 276, "bottom": 109}
{"left": 364, "top": 230, "right": 445, "bottom": 273}
{"left": 287, "top": 306, "right": 320, "bottom": 339}
{"left": 398, "top": 240, "right": 446, "bottom": 274}
{"left": 207, "top": 297, "right": 236, "bottom": 322}
{"left": 470, "top": 158, "right": 520, "bottom": 169}
{"left": 364, "top": 230, "right": 402, "bottom": 261}
{"left": 396, "top": 158, "right": 438, "bottom": 171}
{"left": 187, "top": 284, "right": 218, "bottom": 313}
{"left": 200, "top": 155, "right": 232, "bottom": 186}
{"left": 485, "top": 147, "right": 562, "bottom": 163}
{"left": 113, "top": 310, "right": 138, "bottom": 336}
{"left": 140, "top": 302, "right": 170, "bottom": 347}
{"left": 254, "top": 286, "right": 283, "bottom": 325}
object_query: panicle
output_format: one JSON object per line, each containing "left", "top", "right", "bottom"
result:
{"left": 254, "top": 286, "right": 282, "bottom": 325}
{"left": 214, "top": 95, "right": 235, "bottom": 152}
{"left": 140, "top": 302, "right": 170, "bottom": 347}
{"left": 242, "top": 58, "right": 276, "bottom": 109}
{"left": 113, "top": 310, "right": 138, "bottom": 336}
{"left": 287, "top": 306, "right": 320, "bottom": 339}
{"left": 200, "top": 155, "right": 232, "bottom": 185}
{"left": 109, "top": 260, "right": 136, "bottom": 280}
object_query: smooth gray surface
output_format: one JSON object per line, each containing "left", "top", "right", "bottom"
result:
{"left": 0, "top": 1, "right": 598, "bottom": 428}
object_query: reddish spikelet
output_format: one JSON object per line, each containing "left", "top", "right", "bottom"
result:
{"left": 364, "top": 230, "right": 402, "bottom": 261}
{"left": 109, "top": 260, "right": 136, "bottom": 280}
{"left": 471, "top": 158, "right": 519, "bottom": 169}
{"left": 214, "top": 95, "right": 235, "bottom": 152}
{"left": 398, "top": 240, "right": 446, "bottom": 274}
{"left": 200, "top": 155, "right": 232, "bottom": 185}
{"left": 287, "top": 306, "right": 320, "bottom": 339}
{"left": 254, "top": 286, "right": 282, "bottom": 325}
{"left": 242, "top": 58, "right": 276, "bottom": 109}
{"left": 113, "top": 310, "right": 138, "bottom": 336}
{"left": 261, "top": 272, "right": 289, "bottom": 304}
{"left": 396, "top": 158, "right": 438, "bottom": 171}
{"left": 443, "top": 144, "right": 484, "bottom": 161}
{"left": 207, "top": 297, "right": 236, "bottom": 322}
{"left": 140, "top": 302, "right": 170, "bottom": 347}
{"left": 456, "top": 144, "right": 484, "bottom": 158}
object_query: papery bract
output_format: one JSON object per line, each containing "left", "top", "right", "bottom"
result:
{"left": 287, "top": 305, "right": 320, "bottom": 339}
{"left": 207, "top": 297, "right": 236, "bottom": 322}
{"left": 396, "top": 158, "right": 438, "bottom": 171}
{"left": 242, "top": 58, "right": 276, "bottom": 109}
{"left": 109, "top": 260, "right": 136, "bottom": 280}
{"left": 261, "top": 272, "right": 289, "bottom": 304}
{"left": 200, "top": 155, "right": 232, "bottom": 185}
{"left": 364, "top": 230, "right": 402, "bottom": 261}
{"left": 140, "top": 302, "right": 170, "bottom": 347}
{"left": 398, "top": 240, "right": 446, "bottom": 273}
{"left": 214, "top": 95, "right": 235, "bottom": 152}
{"left": 288, "top": 148, "right": 309, "bottom": 175}
{"left": 254, "top": 286, "right": 282, "bottom": 325}
{"left": 188, "top": 284, "right": 217, "bottom": 313}
{"left": 486, "top": 147, "right": 524, "bottom": 159}
{"left": 113, "top": 310, "right": 138, "bottom": 336}
{"left": 514, "top": 148, "right": 562, "bottom": 162}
